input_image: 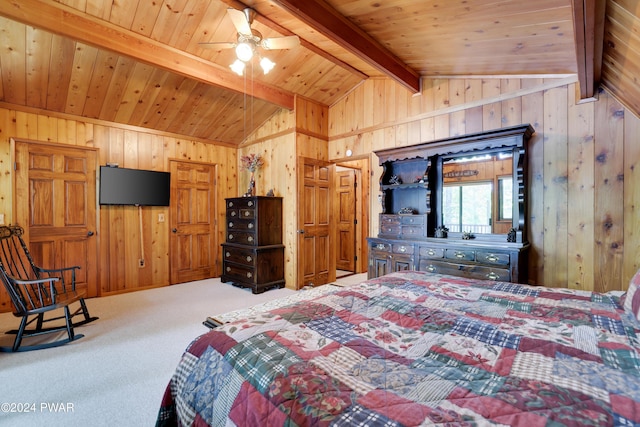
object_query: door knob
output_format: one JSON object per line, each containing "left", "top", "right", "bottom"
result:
{"left": 297, "top": 229, "right": 305, "bottom": 234}
{"left": 87, "top": 231, "right": 94, "bottom": 237}
{"left": 172, "top": 228, "right": 177, "bottom": 233}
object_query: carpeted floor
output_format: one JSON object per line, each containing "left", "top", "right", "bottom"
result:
{"left": 0, "top": 273, "right": 366, "bottom": 427}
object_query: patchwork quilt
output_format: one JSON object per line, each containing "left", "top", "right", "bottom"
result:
{"left": 157, "top": 271, "right": 640, "bottom": 426}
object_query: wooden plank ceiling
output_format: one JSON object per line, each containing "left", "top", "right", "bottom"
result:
{"left": 0, "top": 0, "right": 638, "bottom": 146}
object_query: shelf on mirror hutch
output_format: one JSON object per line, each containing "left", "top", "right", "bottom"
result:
{"left": 368, "top": 124, "right": 534, "bottom": 284}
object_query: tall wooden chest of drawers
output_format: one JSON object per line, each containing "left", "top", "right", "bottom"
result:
{"left": 221, "top": 196, "right": 285, "bottom": 294}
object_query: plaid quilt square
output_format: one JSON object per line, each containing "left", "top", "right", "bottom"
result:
{"left": 480, "top": 295, "right": 532, "bottom": 314}
{"left": 367, "top": 295, "right": 416, "bottom": 315}
{"left": 332, "top": 403, "right": 402, "bottom": 427}
{"left": 451, "top": 317, "right": 521, "bottom": 349}
{"left": 592, "top": 313, "right": 626, "bottom": 335}
{"left": 492, "top": 282, "right": 540, "bottom": 297}
{"left": 306, "top": 315, "right": 359, "bottom": 344}
{"left": 413, "top": 351, "right": 505, "bottom": 396}
{"left": 225, "top": 333, "right": 301, "bottom": 394}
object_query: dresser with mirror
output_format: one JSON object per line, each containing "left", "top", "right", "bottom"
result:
{"left": 368, "top": 124, "right": 534, "bottom": 284}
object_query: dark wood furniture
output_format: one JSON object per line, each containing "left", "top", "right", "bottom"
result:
{"left": 221, "top": 196, "right": 285, "bottom": 294}
{"left": 368, "top": 124, "right": 534, "bottom": 284}
{"left": 0, "top": 225, "right": 98, "bottom": 352}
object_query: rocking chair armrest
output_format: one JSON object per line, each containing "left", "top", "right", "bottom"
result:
{"left": 11, "top": 277, "right": 60, "bottom": 303}
{"left": 36, "top": 265, "right": 81, "bottom": 274}
{"left": 12, "top": 276, "right": 59, "bottom": 290}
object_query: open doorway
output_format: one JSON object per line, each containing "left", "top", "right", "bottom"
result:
{"left": 333, "top": 156, "right": 370, "bottom": 279}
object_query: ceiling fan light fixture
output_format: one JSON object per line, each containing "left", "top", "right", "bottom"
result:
{"left": 230, "top": 59, "right": 245, "bottom": 76}
{"left": 260, "top": 57, "right": 275, "bottom": 74}
{"left": 235, "top": 42, "right": 254, "bottom": 62}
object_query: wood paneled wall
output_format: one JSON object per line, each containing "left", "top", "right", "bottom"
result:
{"left": 328, "top": 77, "right": 640, "bottom": 293}
{"left": 0, "top": 105, "right": 236, "bottom": 310}
{"left": 241, "top": 97, "right": 329, "bottom": 289}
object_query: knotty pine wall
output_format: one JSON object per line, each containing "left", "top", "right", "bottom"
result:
{"left": 0, "top": 106, "right": 237, "bottom": 309}
{"left": 327, "top": 77, "right": 640, "bottom": 293}
{"left": 240, "top": 96, "right": 329, "bottom": 289}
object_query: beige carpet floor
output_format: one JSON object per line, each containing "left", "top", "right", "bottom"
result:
{"left": 0, "top": 273, "right": 366, "bottom": 427}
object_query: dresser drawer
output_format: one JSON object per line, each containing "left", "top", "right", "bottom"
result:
{"left": 223, "top": 247, "right": 257, "bottom": 266}
{"left": 445, "top": 248, "right": 475, "bottom": 262}
{"left": 392, "top": 243, "right": 414, "bottom": 254}
{"left": 401, "top": 226, "right": 425, "bottom": 237}
{"left": 227, "top": 231, "right": 256, "bottom": 245}
{"left": 476, "top": 251, "right": 510, "bottom": 266}
{"left": 223, "top": 263, "right": 257, "bottom": 284}
{"left": 370, "top": 241, "right": 392, "bottom": 252}
{"left": 418, "top": 259, "right": 510, "bottom": 281}
{"left": 381, "top": 215, "right": 401, "bottom": 226}
{"left": 227, "top": 198, "right": 257, "bottom": 209}
{"left": 399, "top": 215, "right": 426, "bottom": 225}
{"left": 419, "top": 246, "right": 445, "bottom": 259}
{"left": 227, "top": 218, "right": 255, "bottom": 231}
{"left": 381, "top": 225, "right": 401, "bottom": 235}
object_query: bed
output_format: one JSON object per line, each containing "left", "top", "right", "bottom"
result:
{"left": 157, "top": 270, "right": 640, "bottom": 426}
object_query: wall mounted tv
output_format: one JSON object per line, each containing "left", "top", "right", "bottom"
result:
{"left": 99, "top": 166, "right": 171, "bottom": 206}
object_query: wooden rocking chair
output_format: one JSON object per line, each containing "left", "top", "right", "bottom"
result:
{"left": 0, "top": 225, "right": 98, "bottom": 352}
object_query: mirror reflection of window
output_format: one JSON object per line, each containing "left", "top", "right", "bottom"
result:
{"left": 498, "top": 176, "right": 513, "bottom": 220}
{"left": 443, "top": 182, "right": 492, "bottom": 234}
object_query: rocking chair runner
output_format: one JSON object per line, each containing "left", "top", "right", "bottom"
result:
{"left": 0, "top": 225, "right": 98, "bottom": 352}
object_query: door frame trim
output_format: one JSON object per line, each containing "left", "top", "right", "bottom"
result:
{"left": 332, "top": 154, "right": 372, "bottom": 274}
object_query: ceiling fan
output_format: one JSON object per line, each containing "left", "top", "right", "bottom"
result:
{"left": 201, "top": 8, "right": 300, "bottom": 76}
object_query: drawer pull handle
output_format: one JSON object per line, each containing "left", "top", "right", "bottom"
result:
{"left": 228, "top": 234, "right": 234, "bottom": 240}
{"left": 248, "top": 223, "right": 254, "bottom": 229}
{"left": 245, "top": 211, "right": 251, "bottom": 217}
{"left": 426, "top": 265, "right": 436, "bottom": 272}
{"left": 248, "top": 201, "right": 254, "bottom": 207}
{"left": 454, "top": 251, "right": 465, "bottom": 259}
{"left": 486, "top": 272, "right": 500, "bottom": 280}
{"left": 229, "top": 222, "right": 234, "bottom": 228}
{"left": 247, "top": 236, "right": 254, "bottom": 242}
{"left": 228, "top": 202, "right": 234, "bottom": 207}
{"left": 399, "top": 246, "right": 406, "bottom": 253}
{"left": 427, "top": 249, "right": 436, "bottom": 256}
{"left": 246, "top": 272, "right": 253, "bottom": 278}
{"left": 485, "top": 254, "right": 499, "bottom": 262}
{"left": 231, "top": 211, "right": 237, "bottom": 217}
{"left": 246, "top": 256, "right": 252, "bottom": 262}
{"left": 225, "top": 252, "right": 230, "bottom": 257}
{"left": 226, "top": 267, "right": 231, "bottom": 272}
{"left": 376, "top": 244, "right": 386, "bottom": 250}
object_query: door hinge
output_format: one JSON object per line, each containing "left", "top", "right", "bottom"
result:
{"left": 14, "top": 162, "right": 17, "bottom": 170}
{"left": 354, "top": 219, "right": 357, "bottom": 225}
{"left": 354, "top": 255, "right": 358, "bottom": 261}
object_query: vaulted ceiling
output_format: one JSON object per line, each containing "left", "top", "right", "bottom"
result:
{"left": 0, "top": 0, "right": 638, "bottom": 146}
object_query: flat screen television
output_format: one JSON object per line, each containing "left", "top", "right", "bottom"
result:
{"left": 99, "top": 166, "right": 171, "bottom": 206}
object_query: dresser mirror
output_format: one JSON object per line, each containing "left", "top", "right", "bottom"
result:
{"left": 438, "top": 146, "right": 521, "bottom": 241}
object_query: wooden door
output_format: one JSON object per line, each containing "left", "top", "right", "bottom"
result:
{"left": 335, "top": 169, "right": 356, "bottom": 271}
{"left": 169, "top": 161, "right": 217, "bottom": 284}
{"left": 297, "top": 157, "right": 335, "bottom": 289}
{"left": 14, "top": 141, "right": 99, "bottom": 297}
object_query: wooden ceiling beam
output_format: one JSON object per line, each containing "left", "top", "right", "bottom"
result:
{"left": 0, "top": 0, "right": 295, "bottom": 110}
{"left": 571, "top": 0, "right": 606, "bottom": 99}
{"left": 271, "top": 0, "right": 421, "bottom": 94}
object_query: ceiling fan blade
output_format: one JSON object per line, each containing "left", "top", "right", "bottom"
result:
{"left": 199, "top": 42, "right": 237, "bottom": 49}
{"left": 227, "top": 8, "right": 252, "bottom": 35}
{"left": 261, "top": 35, "right": 300, "bottom": 50}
